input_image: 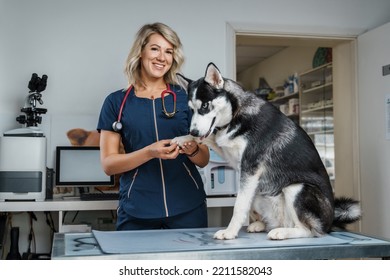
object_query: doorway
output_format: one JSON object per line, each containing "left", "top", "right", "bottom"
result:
{"left": 233, "top": 33, "right": 360, "bottom": 231}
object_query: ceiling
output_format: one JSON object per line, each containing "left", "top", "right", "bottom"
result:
{"left": 235, "top": 34, "right": 352, "bottom": 74}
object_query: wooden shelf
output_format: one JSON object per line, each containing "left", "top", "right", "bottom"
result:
{"left": 269, "top": 92, "right": 299, "bottom": 103}
{"left": 301, "top": 104, "right": 333, "bottom": 114}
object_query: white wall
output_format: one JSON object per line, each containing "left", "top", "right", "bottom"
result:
{"left": 237, "top": 46, "right": 317, "bottom": 91}
{"left": 2, "top": 0, "right": 390, "bottom": 254}
{"left": 2, "top": 0, "right": 390, "bottom": 121}
{"left": 358, "top": 22, "right": 390, "bottom": 238}
{"left": 1, "top": 0, "right": 388, "bottom": 168}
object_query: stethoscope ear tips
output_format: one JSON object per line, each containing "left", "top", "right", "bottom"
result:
{"left": 112, "top": 121, "right": 122, "bottom": 132}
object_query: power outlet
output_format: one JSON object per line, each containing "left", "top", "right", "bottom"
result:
{"left": 383, "top": 64, "right": 390, "bottom": 76}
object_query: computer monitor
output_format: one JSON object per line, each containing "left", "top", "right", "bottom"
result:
{"left": 55, "top": 146, "right": 114, "bottom": 187}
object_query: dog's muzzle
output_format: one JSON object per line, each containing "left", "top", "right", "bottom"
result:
{"left": 190, "top": 117, "right": 215, "bottom": 141}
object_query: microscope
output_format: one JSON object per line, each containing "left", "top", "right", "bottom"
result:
{"left": 6, "top": 73, "right": 49, "bottom": 136}
{"left": 0, "top": 73, "right": 49, "bottom": 201}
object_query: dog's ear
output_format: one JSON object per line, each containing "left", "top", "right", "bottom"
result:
{"left": 205, "top": 62, "right": 224, "bottom": 89}
{"left": 67, "top": 128, "right": 90, "bottom": 146}
{"left": 66, "top": 128, "right": 100, "bottom": 146}
{"left": 176, "top": 73, "right": 192, "bottom": 90}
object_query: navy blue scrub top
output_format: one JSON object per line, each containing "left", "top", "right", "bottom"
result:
{"left": 97, "top": 84, "right": 206, "bottom": 219}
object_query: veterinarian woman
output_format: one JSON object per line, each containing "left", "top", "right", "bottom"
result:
{"left": 97, "top": 22, "right": 209, "bottom": 230}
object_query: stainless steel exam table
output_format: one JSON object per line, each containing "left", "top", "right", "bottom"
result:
{"left": 51, "top": 227, "right": 390, "bottom": 260}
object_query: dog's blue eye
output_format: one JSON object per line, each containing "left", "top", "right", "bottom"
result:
{"left": 198, "top": 102, "right": 210, "bottom": 115}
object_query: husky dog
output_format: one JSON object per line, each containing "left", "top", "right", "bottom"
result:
{"left": 172, "top": 63, "right": 361, "bottom": 240}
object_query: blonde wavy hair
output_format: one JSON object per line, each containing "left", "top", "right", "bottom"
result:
{"left": 124, "top": 22, "right": 185, "bottom": 88}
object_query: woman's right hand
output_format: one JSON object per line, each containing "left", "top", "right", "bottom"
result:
{"left": 148, "top": 139, "right": 180, "bottom": 159}
{"left": 100, "top": 131, "right": 181, "bottom": 175}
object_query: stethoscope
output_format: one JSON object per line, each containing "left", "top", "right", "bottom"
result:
{"left": 112, "top": 84, "right": 177, "bottom": 132}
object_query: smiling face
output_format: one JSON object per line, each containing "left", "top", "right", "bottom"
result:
{"left": 140, "top": 33, "right": 174, "bottom": 82}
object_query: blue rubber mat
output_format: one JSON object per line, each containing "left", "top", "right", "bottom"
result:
{"left": 92, "top": 227, "right": 350, "bottom": 254}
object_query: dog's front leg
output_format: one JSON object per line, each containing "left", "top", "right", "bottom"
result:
{"left": 201, "top": 134, "right": 224, "bottom": 158}
{"left": 214, "top": 175, "right": 258, "bottom": 240}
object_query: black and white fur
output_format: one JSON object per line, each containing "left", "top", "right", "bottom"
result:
{"left": 172, "top": 63, "right": 361, "bottom": 240}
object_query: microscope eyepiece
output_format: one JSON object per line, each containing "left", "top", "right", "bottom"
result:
{"left": 28, "top": 73, "right": 48, "bottom": 93}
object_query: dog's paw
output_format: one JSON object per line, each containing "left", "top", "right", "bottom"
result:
{"left": 267, "top": 227, "right": 313, "bottom": 240}
{"left": 267, "top": 228, "right": 289, "bottom": 240}
{"left": 213, "top": 229, "right": 238, "bottom": 240}
{"left": 171, "top": 135, "right": 195, "bottom": 147}
{"left": 247, "top": 221, "right": 266, "bottom": 233}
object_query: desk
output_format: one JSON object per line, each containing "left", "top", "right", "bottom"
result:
{"left": 0, "top": 197, "right": 236, "bottom": 232}
{"left": 51, "top": 228, "right": 390, "bottom": 260}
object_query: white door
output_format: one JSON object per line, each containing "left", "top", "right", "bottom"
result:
{"left": 357, "top": 21, "right": 390, "bottom": 238}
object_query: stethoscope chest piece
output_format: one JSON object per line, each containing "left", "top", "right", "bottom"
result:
{"left": 112, "top": 121, "right": 123, "bottom": 132}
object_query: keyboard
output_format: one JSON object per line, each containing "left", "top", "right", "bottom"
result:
{"left": 80, "top": 192, "right": 119, "bottom": 201}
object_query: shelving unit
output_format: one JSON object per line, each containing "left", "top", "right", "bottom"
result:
{"left": 299, "top": 63, "right": 335, "bottom": 180}
{"left": 270, "top": 90, "right": 300, "bottom": 124}
{"left": 271, "top": 91, "right": 299, "bottom": 111}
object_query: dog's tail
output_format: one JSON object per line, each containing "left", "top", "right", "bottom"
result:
{"left": 332, "top": 197, "right": 361, "bottom": 229}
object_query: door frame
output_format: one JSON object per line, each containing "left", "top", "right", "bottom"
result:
{"left": 226, "top": 23, "right": 361, "bottom": 231}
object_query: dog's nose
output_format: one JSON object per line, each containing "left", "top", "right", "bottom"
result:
{"left": 190, "top": 129, "right": 200, "bottom": 137}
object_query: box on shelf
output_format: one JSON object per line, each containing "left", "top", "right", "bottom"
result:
{"left": 279, "top": 103, "right": 289, "bottom": 115}
{"left": 288, "top": 98, "right": 299, "bottom": 115}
